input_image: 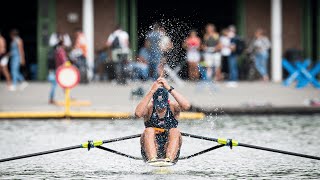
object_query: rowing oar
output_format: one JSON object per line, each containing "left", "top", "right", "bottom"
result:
{"left": 0, "top": 134, "right": 141, "bottom": 163}
{"left": 181, "top": 132, "right": 320, "bottom": 160}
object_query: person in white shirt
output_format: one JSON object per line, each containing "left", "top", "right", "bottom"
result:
{"left": 106, "top": 25, "right": 130, "bottom": 84}
{"left": 49, "top": 30, "right": 72, "bottom": 49}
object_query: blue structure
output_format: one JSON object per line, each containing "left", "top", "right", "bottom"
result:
{"left": 282, "top": 59, "right": 320, "bottom": 89}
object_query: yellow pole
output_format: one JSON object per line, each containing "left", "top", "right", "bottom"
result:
{"left": 64, "top": 61, "right": 72, "bottom": 118}
{"left": 64, "top": 88, "right": 70, "bottom": 117}
{"left": 65, "top": 88, "right": 71, "bottom": 117}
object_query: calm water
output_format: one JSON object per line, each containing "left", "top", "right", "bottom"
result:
{"left": 0, "top": 115, "right": 319, "bottom": 179}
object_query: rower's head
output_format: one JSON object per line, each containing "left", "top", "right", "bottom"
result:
{"left": 153, "top": 87, "right": 169, "bottom": 110}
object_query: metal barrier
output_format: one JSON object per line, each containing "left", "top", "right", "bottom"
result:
{"left": 282, "top": 58, "right": 320, "bottom": 89}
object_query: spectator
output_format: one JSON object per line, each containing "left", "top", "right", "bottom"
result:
{"left": 74, "top": 28, "right": 88, "bottom": 60}
{"left": 247, "top": 28, "right": 271, "bottom": 81}
{"left": 70, "top": 28, "right": 88, "bottom": 83}
{"left": 0, "top": 29, "right": 13, "bottom": 90}
{"left": 146, "top": 23, "right": 162, "bottom": 80}
{"left": 93, "top": 48, "right": 109, "bottom": 81}
{"left": 49, "top": 29, "right": 72, "bottom": 49}
{"left": 106, "top": 25, "right": 130, "bottom": 85}
{"left": 159, "top": 27, "right": 173, "bottom": 62}
{"left": 48, "top": 39, "right": 68, "bottom": 104}
{"left": 219, "top": 28, "right": 232, "bottom": 80}
{"left": 183, "top": 29, "right": 201, "bottom": 81}
{"left": 131, "top": 39, "right": 150, "bottom": 81}
{"left": 158, "top": 27, "right": 174, "bottom": 77}
{"left": 202, "top": 23, "right": 222, "bottom": 81}
{"left": 9, "top": 29, "right": 28, "bottom": 91}
{"left": 228, "top": 25, "right": 245, "bottom": 82}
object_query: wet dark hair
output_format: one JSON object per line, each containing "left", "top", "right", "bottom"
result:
{"left": 57, "top": 39, "right": 64, "bottom": 46}
{"left": 74, "top": 27, "right": 82, "bottom": 33}
{"left": 114, "top": 24, "right": 121, "bottom": 30}
{"left": 189, "top": 29, "right": 198, "bottom": 34}
{"left": 10, "top": 29, "right": 19, "bottom": 36}
{"left": 206, "top": 23, "right": 215, "bottom": 29}
{"left": 152, "top": 22, "right": 161, "bottom": 30}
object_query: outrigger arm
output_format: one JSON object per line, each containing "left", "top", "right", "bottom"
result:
{"left": 0, "top": 132, "right": 319, "bottom": 163}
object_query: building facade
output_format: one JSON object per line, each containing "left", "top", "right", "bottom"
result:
{"left": 1, "top": 0, "right": 318, "bottom": 81}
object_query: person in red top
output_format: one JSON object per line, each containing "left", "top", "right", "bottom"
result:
{"left": 55, "top": 40, "right": 68, "bottom": 69}
{"left": 183, "top": 29, "right": 201, "bottom": 80}
{"left": 48, "top": 39, "right": 68, "bottom": 104}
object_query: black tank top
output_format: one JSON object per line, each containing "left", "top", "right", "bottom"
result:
{"left": 144, "top": 105, "right": 178, "bottom": 129}
{"left": 205, "top": 35, "right": 218, "bottom": 47}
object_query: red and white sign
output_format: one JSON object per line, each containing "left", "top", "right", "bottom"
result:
{"left": 56, "top": 65, "right": 80, "bottom": 89}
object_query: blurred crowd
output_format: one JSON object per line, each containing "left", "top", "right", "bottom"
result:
{"left": 1, "top": 23, "right": 272, "bottom": 100}
{"left": 93, "top": 23, "right": 272, "bottom": 87}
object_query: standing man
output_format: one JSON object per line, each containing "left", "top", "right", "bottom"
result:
{"left": 49, "top": 29, "right": 72, "bottom": 49}
{"left": 133, "top": 39, "right": 150, "bottom": 81}
{"left": 135, "top": 77, "right": 191, "bottom": 164}
{"left": 106, "top": 25, "right": 130, "bottom": 85}
{"left": 228, "top": 25, "right": 244, "bottom": 82}
{"left": 247, "top": 28, "right": 271, "bottom": 81}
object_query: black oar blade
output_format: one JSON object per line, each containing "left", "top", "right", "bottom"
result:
{"left": 0, "top": 145, "right": 82, "bottom": 163}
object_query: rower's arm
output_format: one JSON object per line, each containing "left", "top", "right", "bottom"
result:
{"left": 135, "top": 82, "right": 161, "bottom": 118}
{"left": 169, "top": 88, "right": 191, "bottom": 111}
{"left": 157, "top": 77, "right": 191, "bottom": 111}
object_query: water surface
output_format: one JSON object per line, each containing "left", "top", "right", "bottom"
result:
{"left": 0, "top": 115, "right": 319, "bottom": 179}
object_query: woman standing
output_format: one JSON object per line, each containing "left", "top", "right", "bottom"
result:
{"left": 0, "top": 30, "right": 13, "bottom": 90}
{"left": 48, "top": 39, "right": 68, "bottom": 104}
{"left": 183, "top": 29, "right": 201, "bottom": 81}
{"left": 247, "top": 28, "right": 271, "bottom": 81}
{"left": 202, "top": 24, "right": 222, "bottom": 81}
{"left": 10, "top": 29, "right": 28, "bottom": 90}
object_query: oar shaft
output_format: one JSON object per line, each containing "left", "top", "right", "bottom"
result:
{"left": 182, "top": 132, "right": 320, "bottom": 160}
{"left": 179, "top": 144, "right": 224, "bottom": 160}
{"left": 96, "top": 146, "right": 143, "bottom": 160}
{"left": 238, "top": 143, "right": 320, "bottom": 160}
{"left": 181, "top": 132, "right": 218, "bottom": 142}
{"left": 0, "top": 145, "right": 82, "bottom": 163}
{"left": 103, "top": 134, "right": 141, "bottom": 144}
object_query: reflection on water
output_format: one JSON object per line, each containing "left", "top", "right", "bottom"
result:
{"left": 0, "top": 115, "right": 319, "bottom": 179}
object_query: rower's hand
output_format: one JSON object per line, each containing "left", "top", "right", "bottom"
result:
{"left": 150, "top": 81, "right": 161, "bottom": 94}
{"left": 157, "top": 77, "right": 170, "bottom": 90}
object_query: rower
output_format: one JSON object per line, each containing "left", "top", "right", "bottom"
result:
{"left": 135, "top": 77, "right": 191, "bottom": 165}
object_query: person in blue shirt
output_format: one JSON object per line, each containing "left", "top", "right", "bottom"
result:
{"left": 130, "top": 39, "right": 150, "bottom": 81}
{"left": 9, "top": 29, "right": 28, "bottom": 91}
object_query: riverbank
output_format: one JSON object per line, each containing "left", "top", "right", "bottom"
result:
{"left": 0, "top": 80, "right": 319, "bottom": 119}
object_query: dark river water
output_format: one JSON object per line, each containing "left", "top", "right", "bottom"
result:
{"left": 0, "top": 115, "right": 319, "bottom": 179}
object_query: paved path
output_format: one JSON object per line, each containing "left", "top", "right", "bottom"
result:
{"left": 0, "top": 80, "right": 319, "bottom": 114}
